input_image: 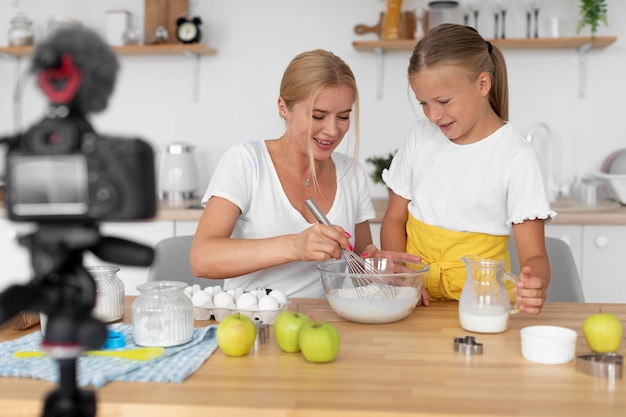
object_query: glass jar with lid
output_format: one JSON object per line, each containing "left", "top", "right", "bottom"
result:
{"left": 87, "top": 266, "right": 125, "bottom": 323}
{"left": 132, "top": 281, "right": 193, "bottom": 347}
{"left": 8, "top": 11, "right": 34, "bottom": 46}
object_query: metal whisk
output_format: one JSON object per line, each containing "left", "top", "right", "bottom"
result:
{"left": 304, "top": 198, "right": 398, "bottom": 299}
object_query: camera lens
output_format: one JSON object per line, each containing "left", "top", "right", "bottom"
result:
{"left": 29, "top": 119, "right": 78, "bottom": 153}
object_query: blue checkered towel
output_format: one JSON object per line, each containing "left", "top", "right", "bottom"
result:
{"left": 0, "top": 323, "right": 217, "bottom": 388}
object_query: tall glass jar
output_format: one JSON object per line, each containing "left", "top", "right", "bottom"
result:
{"left": 8, "top": 11, "right": 34, "bottom": 46}
{"left": 132, "top": 281, "right": 193, "bottom": 347}
{"left": 87, "top": 266, "right": 125, "bottom": 323}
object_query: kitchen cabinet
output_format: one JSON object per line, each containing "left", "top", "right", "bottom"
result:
{"left": 545, "top": 224, "right": 626, "bottom": 303}
{"left": 581, "top": 225, "right": 626, "bottom": 303}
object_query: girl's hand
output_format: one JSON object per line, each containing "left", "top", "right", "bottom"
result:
{"left": 418, "top": 287, "right": 430, "bottom": 307}
{"left": 360, "top": 244, "right": 429, "bottom": 307}
{"left": 514, "top": 266, "right": 548, "bottom": 315}
{"left": 360, "top": 244, "right": 422, "bottom": 263}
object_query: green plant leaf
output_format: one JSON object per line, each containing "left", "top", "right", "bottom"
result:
{"left": 577, "top": 0, "right": 608, "bottom": 37}
{"left": 366, "top": 150, "right": 397, "bottom": 185}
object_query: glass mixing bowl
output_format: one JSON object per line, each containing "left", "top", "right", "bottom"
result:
{"left": 317, "top": 258, "right": 429, "bottom": 324}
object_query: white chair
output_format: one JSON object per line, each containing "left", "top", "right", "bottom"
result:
{"left": 507, "top": 236, "right": 585, "bottom": 302}
{"left": 148, "top": 235, "right": 224, "bottom": 288}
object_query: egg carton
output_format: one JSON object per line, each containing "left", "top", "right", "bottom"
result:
{"left": 193, "top": 302, "right": 289, "bottom": 324}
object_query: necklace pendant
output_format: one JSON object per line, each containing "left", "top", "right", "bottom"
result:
{"left": 305, "top": 178, "right": 311, "bottom": 188}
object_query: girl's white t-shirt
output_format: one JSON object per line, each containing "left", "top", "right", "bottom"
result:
{"left": 383, "top": 121, "right": 555, "bottom": 236}
{"left": 201, "top": 141, "right": 375, "bottom": 297}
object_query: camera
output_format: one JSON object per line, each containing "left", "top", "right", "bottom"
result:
{"left": 0, "top": 25, "right": 159, "bottom": 417}
{"left": 4, "top": 113, "right": 156, "bottom": 222}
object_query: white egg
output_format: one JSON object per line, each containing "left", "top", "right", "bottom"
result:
{"left": 226, "top": 287, "right": 244, "bottom": 301}
{"left": 200, "top": 298, "right": 214, "bottom": 309}
{"left": 183, "top": 286, "right": 194, "bottom": 299}
{"left": 236, "top": 292, "right": 258, "bottom": 310}
{"left": 191, "top": 290, "right": 212, "bottom": 307}
{"left": 213, "top": 291, "right": 234, "bottom": 308}
{"left": 258, "top": 295, "right": 280, "bottom": 311}
{"left": 248, "top": 289, "right": 261, "bottom": 299}
{"left": 191, "top": 284, "right": 202, "bottom": 295}
{"left": 203, "top": 286, "right": 215, "bottom": 298}
{"left": 268, "top": 290, "right": 287, "bottom": 305}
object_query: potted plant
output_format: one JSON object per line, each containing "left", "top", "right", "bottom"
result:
{"left": 366, "top": 150, "right": 397, "bottom": 186}
{"left": 577, "top": 0, "right": 608, "bottom": 38}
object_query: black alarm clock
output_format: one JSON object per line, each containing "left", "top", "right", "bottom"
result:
{"left": 176, "top": 16, "right": 202, "bottom": 44}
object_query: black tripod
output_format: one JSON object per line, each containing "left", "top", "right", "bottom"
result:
{"left": 0, "top": 222, "right": 154, "bottom": 417}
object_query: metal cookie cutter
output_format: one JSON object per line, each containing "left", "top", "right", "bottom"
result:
{"left": 575, "top": 353, "right": 623, "bottom": 380}
{"left": 453, "top": 336, "right": 483, "bottom": 355}
{"left": 254, "top": 319, "right": 269, "bottom": 345}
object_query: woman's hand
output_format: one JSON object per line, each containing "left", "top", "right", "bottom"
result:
{"left": 292, "top": 223, "right": 351, "bottom": 262}
{"left": 514, "top": 266, "right": 548, "bottom": 315}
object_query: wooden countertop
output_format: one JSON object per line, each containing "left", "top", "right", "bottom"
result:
{"left": 153, "top": 197, "right": 626, "bottom": 225}
{"left": 2, "top": 197, "right": 626, "bottom": 225}
{"left": 1, "top": 298, "right": 625, "bottom": 417}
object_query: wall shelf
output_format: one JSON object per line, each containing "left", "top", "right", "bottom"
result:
{"left": 352, "top": 36, "right": 617, "bottom": 52}
{"left": 0, "top": 43, "right": 217, "bottom": 107}
{"left": 353, "top": 36, "right": 618, "bottom": 100}
{"left": 0, "top": 43, "right": 217, "bottom": 57}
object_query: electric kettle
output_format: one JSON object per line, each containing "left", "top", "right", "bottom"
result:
{"left": 158, "top": 142, "right": 199, "bottom": 204}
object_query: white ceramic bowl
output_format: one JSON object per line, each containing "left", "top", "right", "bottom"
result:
{"left": 317, "top": 257, "right": 429, "bottom": 324}
{"left": 593, "top": 172, "right": 626, "bottom": 204}
{"left": 520, "top": 325, "right": 577, "bottom": 364}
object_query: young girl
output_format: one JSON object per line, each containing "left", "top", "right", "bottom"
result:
{"left": 381, "top": 24, "right": 556, "bottom": 314}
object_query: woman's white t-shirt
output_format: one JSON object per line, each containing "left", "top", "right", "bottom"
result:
{"left": 383, "top": 121, "right": 555, "bottom": 236}
{"left": 201, "top": 141, "right": 375, "bottom": 297}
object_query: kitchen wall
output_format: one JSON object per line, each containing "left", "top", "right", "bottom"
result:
{"left": 0, "top": 0, "right": 624, "bottom": 200}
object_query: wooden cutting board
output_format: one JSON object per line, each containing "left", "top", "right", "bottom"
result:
{"left": 144, "top": 0, "right": 188, "bottom": 44}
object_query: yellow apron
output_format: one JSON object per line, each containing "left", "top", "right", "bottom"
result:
{"left": 406, "top": 215, "right": 512, "bottom": 301}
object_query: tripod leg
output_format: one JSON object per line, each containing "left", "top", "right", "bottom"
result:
{"left": 43, "top": 358, "right": 96, "bottom": 417}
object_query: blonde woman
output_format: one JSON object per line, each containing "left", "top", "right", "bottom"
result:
{"left": 191, "top": 49, "right": 375, "bottom": 297}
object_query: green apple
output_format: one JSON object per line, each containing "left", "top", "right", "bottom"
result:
{"left": 583, "top": 312, "right": 623, "bottom": 353}
{"left": 273, "top": 310, "right": 311, "bottom": 353}
{"left": 216, "top": 313, "right": 257, "bottom": 357}
{"left": 298, "top": 321, "right": 340, "bottom": 363}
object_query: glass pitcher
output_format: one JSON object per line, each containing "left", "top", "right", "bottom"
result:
{"left": 459, "top": 256, "right": 520, "bottom": 333}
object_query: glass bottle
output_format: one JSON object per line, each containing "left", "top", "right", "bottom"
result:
{"left": 132, "top": 281, "right": 193, "bottom": 347}
{"left": 8, "top": 11, "right": 34, "bottom": 46}
{"left": 87, "top": 266, "right": 125, "bottom": 323}
{"left": 383, "top": 0, "right": 403, "bottom": 40}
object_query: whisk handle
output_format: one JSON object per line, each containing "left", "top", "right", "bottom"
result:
{"left": 304, "top": 198, "right": 333, "bottom": 226}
